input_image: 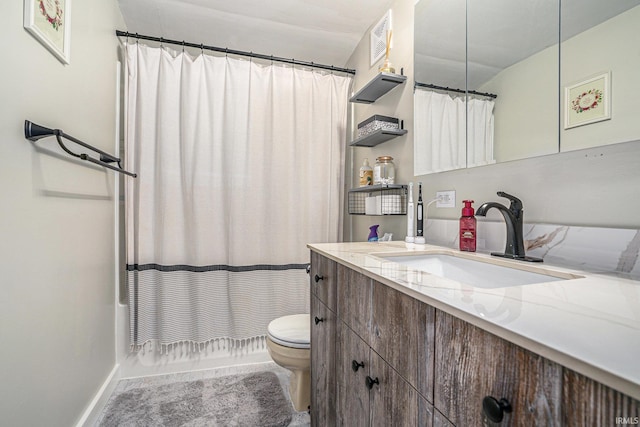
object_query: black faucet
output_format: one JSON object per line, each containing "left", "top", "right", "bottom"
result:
{"left": 476, "top": 192, "right": 542, "bottom": 262}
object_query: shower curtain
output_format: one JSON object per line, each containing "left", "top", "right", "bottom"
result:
{"left": 124, "top": 43, "right": 351, "bottom": 353}
{"left": 414, "top": 89, "right": 494, "bottom": 174}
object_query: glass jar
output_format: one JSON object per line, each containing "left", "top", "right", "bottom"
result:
{"left": 373, "top": 156, "right": 395, "bottom": 185}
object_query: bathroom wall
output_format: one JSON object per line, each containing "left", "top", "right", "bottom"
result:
{"left": 344, "top": 0, "right": 640, "bottom": 243}
{"left": 344, "top": 0, "right": 415, "bottom": 243}
{"left": 0, "top": 2, "right": 125, "bottom": 426}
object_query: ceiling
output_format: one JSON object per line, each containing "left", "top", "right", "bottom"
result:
{"left": 117, "top": 0, "right": 394, "bottom": 67}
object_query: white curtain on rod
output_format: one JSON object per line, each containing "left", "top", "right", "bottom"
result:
{"left": 467, "top": 97, "right": 496, "bottom": 168}
{"left": 124, "top": 43, "right": 351, "bottom": 353}
{"left": 414, "top": 89, "right": 494, "bottom": 174}
{"left": 414, "top": 90, "right": 466, "bottom": 174}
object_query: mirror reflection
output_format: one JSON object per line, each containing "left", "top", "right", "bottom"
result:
{"left": 560, "top": 0, "right": 640, "bottom": 152}
{"left": 469, "top": 0, "right": 559, "bottom": 163}
{"left": 414, "top": 0, "right": 467, "bottom": 175}
{"left": 414, "top": 0, "right": 640, "bottom": 175}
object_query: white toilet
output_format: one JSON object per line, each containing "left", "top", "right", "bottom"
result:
{"left": 266, "top": 313, "right": 310, "bottom": 412}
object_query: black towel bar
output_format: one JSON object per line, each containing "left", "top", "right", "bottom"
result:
{"left": 24, "top": 120, "right": 137, "bottom": 178}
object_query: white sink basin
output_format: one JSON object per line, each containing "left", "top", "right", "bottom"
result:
{"left": 380, "top": 253, "right": 574, "bottom": 288}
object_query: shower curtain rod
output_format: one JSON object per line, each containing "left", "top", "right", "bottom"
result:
{"left": 414, "top": 81, "right": 497, "bottom": 99}
{"left": 116, "top": 30, "right": 356, "bottom": 75}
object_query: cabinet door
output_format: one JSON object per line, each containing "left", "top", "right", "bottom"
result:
{"left": 337, "top": 264, "right": 372, "bottom": 342}
{"left": 310, "top": 295, "right": 336, "bottom": 427}
{"left": 336, "top": 321, "right": 370, "bottom": 427}
{"left": 369, "top": 349, "right": 418, "bottom": 427}
{"left": 370, "top": 280, "right": 421, "bottom": 389}
{"left": 563, "top": 368, "right": 640, "bottom": 426}
{"left": 434, "top": 310, "right": 562, "bottom": 426}
{"left": 310, "top": 251, "right": 337, "bottom": 312}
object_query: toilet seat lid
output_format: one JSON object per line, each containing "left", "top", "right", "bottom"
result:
{"left": 267, "top": 314, "right": 310, "bottom": 349}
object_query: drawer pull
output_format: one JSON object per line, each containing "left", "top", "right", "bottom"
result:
{"left": 314, "top": 316, "right": 324, "bottom": 325}
{"left": 365, "top": 376, "right": 379, "bottom": 390}
{"left": 314, "top": 274, "right": 324, "bottom": 283}
{"left": 351, "top": 360, "right": 365, "bottom": 372}
{"left": 482, "top": 396, "right": 512, "bottom": 423}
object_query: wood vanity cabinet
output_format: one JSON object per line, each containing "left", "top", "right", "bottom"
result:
{"left": 434, "top": 310, "right": 563, "bottom": 426}
{"left": 309, "top": 252, "right": 337, "bottom": 426}
{"left": 333, "top": 262, "right": 432, "bottom": 426}
{"left": 563, "top": 368, "right": 640, "bottom": 426}
{"left": 310, "top": 251, "right": 640, "bottom": 427}
{"left": 310, "top": 251, "right": 337, "bottom": 311}
{"left": 336, "top": 264, "right": 372, "bottom": 340}
{"left": 336, "top": 318, "right": 430, "bottom": 426}
{"left": 336, "top": 321, "right": 371, "bottom": 426}
{"left": 310, "top": 294, "right": 336, "bottom": 426}
{"left": 369, "top": 346, "right": 421, "bottom": 426}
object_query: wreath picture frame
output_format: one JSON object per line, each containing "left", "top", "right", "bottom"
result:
{"left": 564, "top": 71, "right": 611, "bottom": 129}
{"left": 24, "top": 0, "right": 72, "bottom": 64}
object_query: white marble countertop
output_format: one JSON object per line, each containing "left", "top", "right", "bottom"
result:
{"left": 308, "top": 241, "right": 640, "bottom": 401}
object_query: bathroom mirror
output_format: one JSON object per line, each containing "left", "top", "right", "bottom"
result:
{"left": 414, "top": 0, "right": 640, "bottom": 174}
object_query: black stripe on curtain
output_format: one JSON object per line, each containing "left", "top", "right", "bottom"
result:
{"left": 126, "top": 263, "right": 310, "bottom": 272}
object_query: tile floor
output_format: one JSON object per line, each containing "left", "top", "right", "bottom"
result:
{"left": 96, "top": 361, "right": 310, "bottom": 426}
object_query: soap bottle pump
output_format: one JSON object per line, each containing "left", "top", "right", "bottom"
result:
{"left": 459, "top": 200, "right": 476, "bottom": 252}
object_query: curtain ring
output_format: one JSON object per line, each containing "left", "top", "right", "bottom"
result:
{"left": 200, "top": 43, "right": 204, "bottom": 54}
{"left": 135, "top": 33, "right": 139, "bottom": 44}
{"left": 182, "top": 40, "right": 185, "bottom": 52}
{"left": 225, "top": 47, "right": 228, "bottom": 58}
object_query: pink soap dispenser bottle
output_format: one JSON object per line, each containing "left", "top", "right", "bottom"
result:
{"left": 459, "top": 200, "right": 477, "bottom": 252}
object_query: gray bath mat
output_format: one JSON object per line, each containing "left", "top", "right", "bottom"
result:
{"left": 99, "top": 371, "right": 293, "bottom": 426}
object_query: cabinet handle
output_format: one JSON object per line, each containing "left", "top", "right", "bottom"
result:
{"left": 314, "top": 316, "right": 324, "bottom": 325}
{"left": 482, "top": 396, "right": 512, "bottom": 423}
{"left": 351, "top": 360, "right": 365, "bottom": 372}
{"left": 314, "top": 274, "right": 324, "bottom": 283}
{"left": 365, "top": 376, "right": 379, "bottom": 390}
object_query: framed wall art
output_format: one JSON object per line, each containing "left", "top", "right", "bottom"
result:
{"left": 370, "top": 10, "right": 392, "bottom": 67}
{"left": 24, "top": 0, "right": 71, "bottom": 64}
{"left": 564, "top": 71, "right": 611, "bottom": 129}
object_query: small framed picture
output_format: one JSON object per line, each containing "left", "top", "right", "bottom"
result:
{"left": 370, "top": 10, "right": 392, "bottom": 67}
{"left": 564, "top": 71, "right": 611, "bottom": 129}
{"left": 24, "top": 0, "right": 72, "bottom": 64}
